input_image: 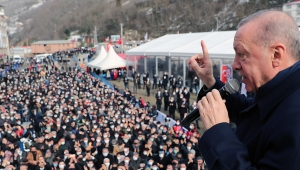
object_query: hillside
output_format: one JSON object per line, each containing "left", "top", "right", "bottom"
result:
{"left": 0, "top": 0, "right": 291, "bottom": 45}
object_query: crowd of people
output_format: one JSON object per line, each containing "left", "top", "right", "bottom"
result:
{"left": 0, "top": 60, "right": 206, "bottom": 170}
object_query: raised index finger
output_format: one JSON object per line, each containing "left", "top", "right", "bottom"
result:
{"left": 201, "top": 40, "right": 208, "bottom": 57}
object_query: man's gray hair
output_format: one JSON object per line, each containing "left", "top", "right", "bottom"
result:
{"left": 237, "top": 9, "right": 300, "bottom": 60}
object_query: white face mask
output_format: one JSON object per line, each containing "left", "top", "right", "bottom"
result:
{"left": 104, "top": 163, "right": 110, "bottom": 167}
{"left": 180, "top": 169, "right": 186, "bottom": 170}
{"left": 59, "top": 165, "right": 65, "bottom": 169}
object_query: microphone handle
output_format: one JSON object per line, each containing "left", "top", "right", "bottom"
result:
{"left": 180, "top": 87, "right": 230, "bottom": 129}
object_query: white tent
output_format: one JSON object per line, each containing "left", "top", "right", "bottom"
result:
{"left": 126, "top": 31, "right": 236, "bottom": 59}
{"left": 95, "top": 48, "right": 134, "bottom": 70}
{"left": 86, "top": 46, "right": 107, "bottom": 68}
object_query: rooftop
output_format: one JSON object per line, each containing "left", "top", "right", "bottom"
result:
{"left": 285, "top": 0, "right": 300, "bottom": 5}
{"left": 32, "top": 40, "right": 73, "bottom": 45}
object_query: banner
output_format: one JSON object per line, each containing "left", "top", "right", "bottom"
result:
{"left": 156, "top": 111, "right": 188, "bottom": 132}
{"left": 221, "top": 64, "right": 233, "bottom": 83}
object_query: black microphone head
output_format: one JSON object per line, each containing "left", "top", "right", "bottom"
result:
{"left": 225, "top": 79, "right": 240, "bottom": 94}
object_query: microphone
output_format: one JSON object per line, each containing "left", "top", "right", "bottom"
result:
{"left": 180, "top": 79, "right": 240, "bottom": 129}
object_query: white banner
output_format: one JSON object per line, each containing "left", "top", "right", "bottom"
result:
{"left": 156, "top": 111, "right": 188, "bottom": 132}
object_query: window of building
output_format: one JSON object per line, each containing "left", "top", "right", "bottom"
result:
{"left": 298, "top": 4, "right": 300, "bottom": 8}
{"left": 286, "top": 5, "right": 291, "bottom": 9}
{"left": 297, "top": 11, "right": 300, "bottom": 15}
{"left": 296, "top": 18, "right": 300, "bottom": 23}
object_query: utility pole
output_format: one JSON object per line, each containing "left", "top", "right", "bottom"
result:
{"left": 215, "top": 16, "right": 219, "bottom": 31}
{"left": 54, "top": 24, "right": 57, "bottom": 39}
{"left": 120, "top": 23, "right": 123, "bottom": 53}
{"left": 94, "top": 26, "right": 98, "bottom": 46}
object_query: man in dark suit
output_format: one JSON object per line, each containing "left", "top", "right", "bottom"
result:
{"left": 162, "top": 72, "right": 168, "bottom": 90}
{"left": 179, "top": 97, "right": 188, "bottom": 120}
{"left": 155, "top": 90, "right": 162, "bottom": 111}
{"left": 183, "top": 87, "right": 190, "bottom": 109}
{"left": 163, "top": 89, "right": 169, "bottom": 111}
{"left": 190, "top": 10, "right": 300, "bottom": 169}
{"left": 169, "top": 96, "right": 176, "bottom": 119}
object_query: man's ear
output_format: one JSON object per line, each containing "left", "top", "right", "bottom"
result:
{"left": 271, "top": 43, "right": 286, "bottom": 68}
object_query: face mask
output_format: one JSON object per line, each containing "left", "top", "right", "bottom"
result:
{"left": 61, "top": 142, "right": 65, "bottom": 145}
{"left": 143, "top": 152, "right": 148, "bottom": 155}
{"left": 53, "top": 163, "right": 57, "bottom": 167}
{"left": 96, "top": 139, "right": 101, "bottom": 142}
{"left": 159, "top": 154, "right": 164, "bottom": 158}
{"left": 105, "top": 140, "right": 109, "bottom": 144}
{"left": 59, "top": 165, "right": 65, "bottom": 169}
{"left": 187, "top": 146, "right": 191, "bottom": 150}
{"left": 148, "top": 161, "right": 153, "bottom": 165}
{"left": 124, "top": 160, "right": 129, "bottom": 163}
{"left": 77, "top": 152, "right": 81, "bottom": 155}
{"left": 180, "top": 169, "right": 186, "bottom": 170}
{"left": 62, "top": 126, "right": 66, "bottom": 129}
{"left": 88, "top": 164, "right": 93, "bottom": 167}
{"left": 104, "top": 163, "right": 110, "bottom": 167}
{"left": 152, "top": 167, "right": 158, "bottom": 170}
{"left": 133, "top": 156, "right": 138, "bottom": 160}
{"left": 115, "top": 134, "right": 119, "bottom": 138}
{"left": 190, "top": 126, "right": 194, "bottom": 129}
{"left": 124, "top": 139, "right": 128, "bottom": 143}
{"left": 103, "top": 153, "right": 108, "bottom": 156}
{"left": 84, "top": 140, "right": 88, "bottom": 143}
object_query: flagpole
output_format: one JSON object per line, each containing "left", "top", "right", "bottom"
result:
{"left": 120, "top": 23, "right": 123, "bottom": 53}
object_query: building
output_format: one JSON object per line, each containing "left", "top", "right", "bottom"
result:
{"left": 124, "top": 29, "right": 139, "bottom": 41}
{"left": 12, "top": 46, "right": 31, "bottom": 57}
{"left": 0, "top": 5, "right": 10, "bottom": 56}
{"left": 31, "top": 40, "right": 78, "bottom": 54}
{"left": 283, "top": 0, "right": 300, "bottom": 26}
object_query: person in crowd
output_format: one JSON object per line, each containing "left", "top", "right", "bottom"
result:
{"left": 145, "top": 78, "right": 151, "bottom": 97}
{"left": 152, "top": 73, "right": 158, "bottom": 89}
{"left": 163, "top": 89, "right": 169, "bottom": 111}
{"left": 155, "top": 90, "right": 162, "bottom": 111}
{"left": 168, "top": 96, "right": 176, "bottom": 119}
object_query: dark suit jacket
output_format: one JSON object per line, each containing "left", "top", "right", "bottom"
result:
{"left": 198, "top": 61, "right": 300, "bottom": 169}
{"left": 179, "top": 101, "right": 188, "bottom": 114}
{"left": 156, "top": 93, "right": 162, "bottom": 105}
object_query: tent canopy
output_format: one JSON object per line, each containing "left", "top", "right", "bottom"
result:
{"left": 95, "top": 48, "right": 134, "bottom": 70}
{"left": 125, "top": 31, "right": 236, "bottom": 59}
{"left": 86, "top": 46, "right": 107, "bottom": 68}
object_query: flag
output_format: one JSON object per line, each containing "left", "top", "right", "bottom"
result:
{"left": 82, "top": 37, "right": 85, "bottom": 43}
{"left": 87, "top": 38, "right": 90, "bottom": 43}
{"left": 144, "top": 32, "right": 148, "bottom": 41}
{"left": 105, "top": 36, "right": 109, "bottom": 42}
{"left": 117, "top": 37, "right": 122, "bottom": 45}
{"left": 103, "top": 37, "right": 107, "bottom": 42}
{"left": 71, "top": 39, "right": 76, "bottom": 43}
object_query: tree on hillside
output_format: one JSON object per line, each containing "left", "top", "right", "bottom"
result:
{"left": 64, "top": 29, "right": 70, "bottom": 37}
